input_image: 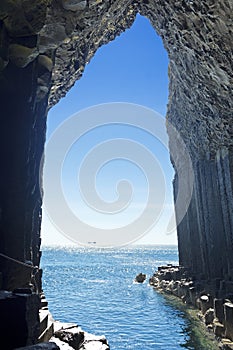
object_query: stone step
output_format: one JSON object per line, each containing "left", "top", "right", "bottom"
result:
{"left": 39, "top": 309, "right": 49, "bottom": 336}
{"left": 38, "top": 317, "right": 54, "bottom": 343}
{"left": 40, "top": 294, "right": 49, "bottom": 309}
{"left": 41, "top": 299, "right": 48, "bottom": 308}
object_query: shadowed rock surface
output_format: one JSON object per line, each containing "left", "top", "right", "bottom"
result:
{"left": 0, "top": 0, "right": 232, "bottom": 348}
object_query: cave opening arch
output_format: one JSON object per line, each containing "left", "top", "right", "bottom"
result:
{"left": 41, "top": 13, "right": 177, "bottom": 248}
{"left": 0, "top": 1, "right": 232, "bottom": 347}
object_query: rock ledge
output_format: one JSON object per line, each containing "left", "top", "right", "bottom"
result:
{"left": 150, "top": 265, "right": 233, "bottom": 350}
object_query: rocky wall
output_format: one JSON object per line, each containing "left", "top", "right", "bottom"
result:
{"left": 0, "top": 60, "right": 50, "bottom": 291}
{"left": 140, "top": 0, "right": 233, "bottom": 282}
{"left": 0, "top": 0, "right": 232, "bottom": 346}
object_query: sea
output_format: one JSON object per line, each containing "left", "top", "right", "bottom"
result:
{"left": 41, "top": 245, "right": 202, "bottom": 350}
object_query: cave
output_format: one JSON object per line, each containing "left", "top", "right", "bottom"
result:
{"left": 0, "top": 0, "right": 232, "bottom": 348}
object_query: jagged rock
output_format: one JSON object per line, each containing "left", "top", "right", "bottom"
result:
{"left": 79, "top": 333, "right": 110, "bottom": 349}
{"left": 135, "top": 273, "right": 146, "bottom": 283}
{"left": 38, "top": 24, "right": 68, "bottom": 53}
{"left": 51, "top": 322, "right": 109, "bottom": 350}
{"left": 54, "top": 325, "right": 84, "bottom": 349}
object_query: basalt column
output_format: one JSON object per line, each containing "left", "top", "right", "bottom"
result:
{"left": 0, "top": 0, "right": 54, "bottom": 292}
{"left": 0, "top": 59, "right": 50, "bottom": 290}
{"left": 139, "top": 0, "right": 233, "bottom": 283}
{"left": 172, "top": 151, "right": 233, "bottom": 281}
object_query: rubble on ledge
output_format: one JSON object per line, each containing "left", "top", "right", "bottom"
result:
{"left": 14, "top": 294, "right": 110, "bottom": 350}
{"left": 50, "top": 321, "right": 110, "bottom": 350}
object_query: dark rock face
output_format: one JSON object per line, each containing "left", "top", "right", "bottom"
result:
{"left": 0, "top": 290, "right": 40, "bottom": 349}
{"left": 0, "top": 0, "right": 232, "bottom": 347}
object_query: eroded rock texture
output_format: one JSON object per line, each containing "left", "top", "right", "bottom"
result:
{"left": 0, "top": 0, "right": 232, "bottom": 345}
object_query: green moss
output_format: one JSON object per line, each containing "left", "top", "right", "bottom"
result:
{"left": 159, "top": 292, "right": 220, "bottom": 350}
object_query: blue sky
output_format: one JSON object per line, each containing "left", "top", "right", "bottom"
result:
{"left": 41, "top": 14, "right": 178, "bottom": 246}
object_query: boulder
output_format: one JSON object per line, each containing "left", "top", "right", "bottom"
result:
{"left": 135, "top": 273, "right": 146, "bottom": 283}
{"left": 54, "top": 325, "right": 84, "bottom": 349}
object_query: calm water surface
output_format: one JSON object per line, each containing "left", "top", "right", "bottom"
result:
{"left": 41, "top": 246, "right": 196, "bottom": 349}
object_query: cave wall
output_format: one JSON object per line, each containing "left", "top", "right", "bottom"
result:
{"left": 0, "top": 0, "right": 232, "bottom": 311}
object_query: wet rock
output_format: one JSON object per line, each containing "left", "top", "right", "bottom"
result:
{"left": 135, "top": 273, "right": 146, "bottom": 283}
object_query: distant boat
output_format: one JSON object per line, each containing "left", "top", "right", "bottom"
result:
{"left": 88, "top": 241, "right": 97, "bottom": 245}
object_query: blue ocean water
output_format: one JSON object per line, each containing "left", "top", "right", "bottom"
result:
{"left": 41, "top": 246, "right": 195, "bottom": 350}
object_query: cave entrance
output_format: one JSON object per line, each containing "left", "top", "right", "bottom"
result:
{"left": 41, "top": 14, "right": 176, "bottom": 248}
